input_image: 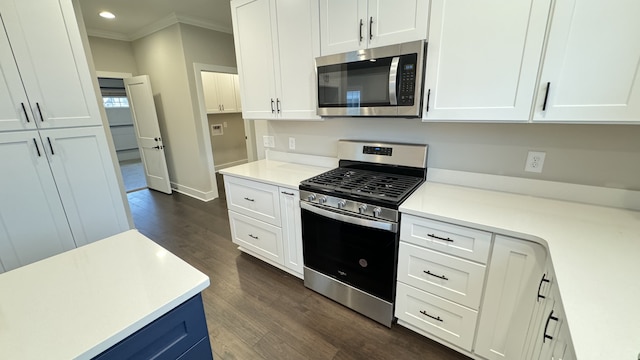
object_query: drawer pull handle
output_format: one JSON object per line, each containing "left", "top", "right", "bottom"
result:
{"left": 248, "top": 234, "right": 259, "bottom": 239}
{"left": 543, "top": 310, "right": 559, "bottom": 343}
{"left": 537, "top": 273, "right": 550, "bottom": 302}
{"left": 281, "top": 191, "right": 294, "bottom": 196}
{"left": 427, "top": 233, "right": 454, "bottom": 242}
{"left": 244, "top": 197, "right": 255, "bottom": 202}
{"left": 420, "top": 310, "right": 443, "bottom": 322}
{"left": 424, "top": 270, "right": 448, "bottom": 281}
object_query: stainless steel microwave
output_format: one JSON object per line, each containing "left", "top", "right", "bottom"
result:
{"left": 315, "top": 40, "right": 427, "bottom": 117}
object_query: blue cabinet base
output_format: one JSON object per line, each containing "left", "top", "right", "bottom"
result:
{"left": 94, "top": 293, "right": 213, "bottom": 360}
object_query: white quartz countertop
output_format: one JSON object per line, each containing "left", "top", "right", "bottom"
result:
{"left": 400, "top": 182, "right": 640, "bottom": 360}
{"left": 219, "top": 159, "right": 333, "bottom": 188}
{"left": 0, "top": 230, "right": 210, "bottom": 360}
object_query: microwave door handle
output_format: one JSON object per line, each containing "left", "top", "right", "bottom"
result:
{"left": 389, "top": 56, "right": 400, "bottom": 105}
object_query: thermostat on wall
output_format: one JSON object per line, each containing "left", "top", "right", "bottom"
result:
{"left": 211, "top": 124, "right": 223, "bottom": 136}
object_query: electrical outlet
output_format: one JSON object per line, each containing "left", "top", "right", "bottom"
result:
{"left": 525, "top": 151, "right": 546, "bottom": 173}
{"left": 289, "top": 137, "right": 295, "bottom": 150}
{"left": 223, "top": 122, "right": 228, "bottom": 128}
{"left": 262, "top": 135, "right": 275, "bottom": 148}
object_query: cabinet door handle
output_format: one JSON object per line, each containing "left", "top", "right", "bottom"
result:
{"left": 369, "top": 17, "right": 373, "bottom": 40}
{"left": 420, "top": 310, "right": 443, "bottom": 322}
{"left": 359, "top": 19, "right": 364, "bottom": 42}
{"left": 276, "top": 98, "right": 281, "bottom": 113}
{"left": 47, "top": 137, "right": 54, "bottom": 155}
{"left": 543, "top": 310, "right": 559, "bottom": 343}
{"left": 222, "top": 104, "right": 224, "bottom": 111}
{"left": 33, "top": 138, "right": 41, "bottom": 157}
{"left": 248, "top": 234, "right": 259, "bottom": 239}
{"left": 426, "top": 89, "right": 431, "bottom": 112}
{"left": 537, "top": 273, "right": 550, "bottom": 302}
{"left": 424, "top": 270, "right": 448, "bottom": 280}
{"left": 244, "top": 197, "right": 255, "bottom": 202}
{"left": 36, "top": 102, "right": 45, "bottom": 122}
{"left": 21, "top": 103, "right": 30, "bottom": 123}
{"left": 271, "top": 98, "right": 275, "bottom": 113}
{"left": 427, "top": 233, "right": 453, "bottom": 242}
{"left": 281, "top": 191, "right": 294, "bottom": 196}
{"left": 542, "top": 82, "right": 551, "bottom": 111}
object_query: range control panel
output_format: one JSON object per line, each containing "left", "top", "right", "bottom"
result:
{"left": 363, "top": 146, "right": 393, "bottom": 156}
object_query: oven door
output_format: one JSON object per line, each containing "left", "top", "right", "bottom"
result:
{"left": 300, "top": 202, "right": 398, "bottom": 302}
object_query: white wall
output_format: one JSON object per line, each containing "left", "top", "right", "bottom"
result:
{"left": 208, "top": 113, "right": 248, "bottom": 169}
{"left": 258, "top": 119, "right": 640, "bottom": 191}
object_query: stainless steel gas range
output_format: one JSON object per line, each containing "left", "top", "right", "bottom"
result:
{"left": 299, "top": 140, "right": 428, "bottom": 327}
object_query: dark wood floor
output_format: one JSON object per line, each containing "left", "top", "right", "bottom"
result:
{"left": 126, "top": 176, "right": 471, "bottom": 360}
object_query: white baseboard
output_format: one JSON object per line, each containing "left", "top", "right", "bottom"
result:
{"left": 427, "top": 168, "right": 640, "bottom": 211}
{"left": 170, "top": 182, "right": 218, "bottom": 202}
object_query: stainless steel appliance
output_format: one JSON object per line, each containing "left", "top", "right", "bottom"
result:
{"left": 315, "top": 41, "right": 427, "bottom": 118}
{"left": 299, "top": 140, "right": 428, "bottom": 327}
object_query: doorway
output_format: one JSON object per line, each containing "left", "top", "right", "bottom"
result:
{"left": 194, "top": 64, "right": 257, "bottom": 188}
{"left": 98, "top": 77, "right": 148, "bottom": 193}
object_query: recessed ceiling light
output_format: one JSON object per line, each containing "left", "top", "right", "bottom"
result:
{"left": 99, "top": 11, "right": 115, "bottom": 19}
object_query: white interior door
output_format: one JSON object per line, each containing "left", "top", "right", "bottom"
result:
{"left": 124, "top": 75, "right": 172, "bottom": 194}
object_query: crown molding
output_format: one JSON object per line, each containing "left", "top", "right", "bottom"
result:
{"left": 85, "top": 28, "right": 131, "bottom": 42}
{"left": 175, "top": 14, "right": 232, "bottom": 34}
{"left": 86, "top": 12, "right": 233, "bottom": 42}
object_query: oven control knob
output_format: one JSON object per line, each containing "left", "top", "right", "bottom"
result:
{"left": 318, "top": 196, "right": 327, "bottom": 204}
{"left": 373, "top": 207, "right": 382, "bottom": 217}
{"left": 358, "top": 204, "right": 367, "bottom": 213}
{"left": 307, "top": 194, "right": 316, "bottom": 202}
{"left": 337, "top": 200, "right": 346, "bottom": 209}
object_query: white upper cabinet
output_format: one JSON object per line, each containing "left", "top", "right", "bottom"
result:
{"left": 232, "top": 0, "right": 319, "bottom": 120}
{"left": 201, "top": 72, "right": 240, "bottom": 114}
{"left": 422, "top": 0, "right": 551, "bottom": 121}
{"left": 0, "top": 0, "right": 102, "bottom": 129}
{"left": 319, "top": 0, "right": 429, "bottom": 55}
{"left": 0, "top": 27, "right": 35, "bottom": 131}
{"left": 533, "top": 0, "right": 640, "bottom": 123}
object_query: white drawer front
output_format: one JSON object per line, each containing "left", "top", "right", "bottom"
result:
{"left": 395, "top": 282, "right": 478, "bottom": 352}
{"left": 398, "top": 242, "right": 486, "bottom": 309}
{"left": 400, "top": 214, "right": 492, "bottom": 263}
{"left": 225, "top": 176, "right": 281, "bottom": 226}
{"left": 228, "top": 211, "right": 284, "bottom": 266}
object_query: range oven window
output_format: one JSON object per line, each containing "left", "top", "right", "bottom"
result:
{"left": 301, "top": 207, "right": 398, "bottom": 302}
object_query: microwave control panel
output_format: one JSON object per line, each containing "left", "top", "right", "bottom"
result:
{"left": 398, "top": 54, "right": 418, "bottom": 106}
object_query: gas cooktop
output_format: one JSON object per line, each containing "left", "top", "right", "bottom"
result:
{"left": 300, "top": 167, "right": 424, "bottom": 205}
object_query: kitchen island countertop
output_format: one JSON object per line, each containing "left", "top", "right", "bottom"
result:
{"left": 0, "top": 230, "right": 209, "bottom": 360}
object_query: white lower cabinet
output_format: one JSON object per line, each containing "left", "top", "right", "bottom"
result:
{"left": 397, "top": 215, "right": 566, "bottom": 360}
{"left": 224, "top": 175, "right": 304, "bottom": 278}
{"left": 475, "top": 235, "right": 547, "bottom": 360}
{"left": 522, "top": 260, "right": 576, "bottom": 360}
{"left": 395, "top": 282, "right": 478, "bottom": 351}
{"left": 396, "top": 216, "right": 490, "bottom": 354}
{"left": 228, "top": 211, "right": 284, "bottom": 265}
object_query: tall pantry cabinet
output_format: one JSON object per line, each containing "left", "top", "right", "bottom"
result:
{"left": 0, "top": 0, "right": 130, "bottom": 273}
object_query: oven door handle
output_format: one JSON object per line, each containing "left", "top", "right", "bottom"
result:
{"left": 301, "top": 202, "right": 398, "bottom": 233}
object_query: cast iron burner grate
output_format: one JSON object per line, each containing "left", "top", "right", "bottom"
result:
{"left": 301, "top": 168, "right": 423, "bottom": 203}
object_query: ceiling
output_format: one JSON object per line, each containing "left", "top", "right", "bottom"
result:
{"left": 79, "top": 0, "right": 233, "bottom": 41}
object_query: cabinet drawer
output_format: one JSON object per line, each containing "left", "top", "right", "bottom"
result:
{"left": 94, "top": 294, "right": 211, "bottom": 360}
{"left": 400, "top": 214, "right": 492, "bottom": 263}
{"left": 397, "top": 242, "right": 486, "bottom": 309}
{"left": 395, "top": 282, "right": 478, "bottom": 351}
{"left": 228, "top": 210, "right": 284, "bottom": 266}
{"left": 224, "top": 176, "right": 281, "bottom": 226}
